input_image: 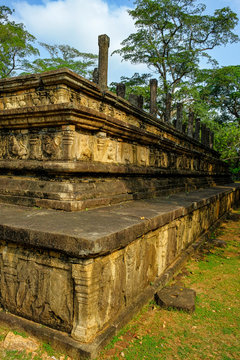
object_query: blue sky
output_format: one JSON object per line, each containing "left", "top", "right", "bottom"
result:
{"left": 2, "top": 0, "right": 240, "bottom": 82}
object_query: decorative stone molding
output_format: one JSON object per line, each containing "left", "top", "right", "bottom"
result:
{"left": 71, "top": 261, "right": 99, "bottom": 342}
{"left": 62, "top": 125, "right": 75, "bottom": 160}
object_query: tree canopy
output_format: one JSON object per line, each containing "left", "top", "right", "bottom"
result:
{"left": 198, "top": 66, "right": 240, "bottom": 124}
{"left": 0, "top": 5, "right": 97, "bottom": 79}
{"left": 22, "top": 43, "right": 98, "bottom": 78}
{"left": 113, "top": 0, "right": 239, "bottom": 121}
{"left": 0, "top": 5, "right": 39, "bottom": 78}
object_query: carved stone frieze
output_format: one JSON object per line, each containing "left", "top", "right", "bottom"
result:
{"left": 42, "top": 133, "right": 62, "bottom": 160}
{"left": 71, "top": 261, "right": 99, "bottom": 342}
{"left": 9, "top": 134, "right": 29, "bottom": 159}
{"left": 29, "top": 136, "right": 42, "bottom": 160}
{"left": 137, "top": 146, "right": 149, "bottom": 166}
{"left": 0, "top": 136, "right": 7, "bottom": 158}
{"left": 122, "top": 143, "right": 133, "bottom": 165}
{"left": 74, "top": 133, "right": 93, "bottom": 161}
{"left": 160, "top": 152, "right": 168, "bottom": 168}
{"left": 62, "top": 125, "right": 75, "bottom": 160}
{"left": 0, "top": 244, "right": 73, "bottom": 332}
{"left": 0, "top": 129, "right": 65, "bottom": 161}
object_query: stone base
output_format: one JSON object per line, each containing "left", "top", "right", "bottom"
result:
{"left": 0, "top": 161, "right": 231, "bottom": 210}
{"left": 0, "top": 222, "right": 221, "bottom": 359}
{"left": 0, "top": 184, "right": 239, "bottom": 358}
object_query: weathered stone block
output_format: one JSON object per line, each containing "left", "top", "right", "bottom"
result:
{"left": 155, "top": 285, "right": 196, "bottom": 313}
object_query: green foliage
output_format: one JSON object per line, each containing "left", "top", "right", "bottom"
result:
{"left": 22, "top": 43, "right": 97, "bottom": 78}
{"left": 0, "top": 6, "right": 97, "bottom": 79}
{"left": 2, "top": 350, "right": 33, "bottom": 360}
{"left": 12, "top": 330, "right": 28, "bottom": 338}
{"left": 198, "top": 66, "right": 240, "bottom": 124}
{"left": 0, "top": 6, "right": 39, "bottom": 78}
{"left": 41, "top": 342, "right": 55, "bottom": 357}
{"left": 113, "top": 0, "right": 239, "bottom": 120}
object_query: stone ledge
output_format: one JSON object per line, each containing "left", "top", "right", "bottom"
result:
{"left": 0, "top": 68, "right": 220, "bottom": 156}
{"left": 0, "top": 207, "right": 232, "bottom": 360}
{"left": 0, "top": 184, "right": 239, "bottom": 258}
{"left": 0, "top": 159, "right": 225, "bottom": 174}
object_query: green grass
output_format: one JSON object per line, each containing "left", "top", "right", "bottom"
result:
{"left": 12, "top": 330, "right": 28, "bottom": 339}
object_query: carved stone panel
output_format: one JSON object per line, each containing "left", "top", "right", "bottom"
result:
{"left": 0, "top": 244, "right": 73, "bottom": 332}
{"left": 8, "top": 134, "right": 29, "bottom": 159}
{"left": 74, "top": 133, "right": 93, "bottom": 161}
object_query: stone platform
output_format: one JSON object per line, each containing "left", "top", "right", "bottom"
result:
{"left": 0, "top": 69, "right": 231, "bottom": 211}
{"left": 0, "top": 67, "right": 238, "bottom": 358}
{"left": 0, "top": 184, "right": 239, "bottom": 358}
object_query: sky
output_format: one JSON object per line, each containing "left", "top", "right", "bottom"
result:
{"left": 2, "top": 0, "right": 240, "bottom": 83}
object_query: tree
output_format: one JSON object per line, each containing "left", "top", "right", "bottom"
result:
{"left": 198, "top": 66, "right": 240, "bottom": 124}
{"left": 0, "top": 5, "right": 39, "bottom": 78}
{"left": 22, "top": 43, "right": 98, "bottom": 79}
{"left": 113, "top": 0, "right": 239, "bottom": 121}
{"left": 0, "top": 6, "right": 97, "bottom": 79}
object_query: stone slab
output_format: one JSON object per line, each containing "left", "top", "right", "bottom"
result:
{"left": 155, "top": 285, "right": 196, "bottom": 313}
{"left": 0, "top": 184, "right": 239, "bottom": 258}
{"left": 210, "top": 239, "right": 227, "bottom": 248}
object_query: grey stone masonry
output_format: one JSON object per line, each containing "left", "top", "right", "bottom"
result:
{"left": 92, "top": 68, "right": 99, "bottom": 84}
{"left": 201, "top": 123, "right": 207, "bottom": 146}
{"left": 210, "top": 131, "right": 214, "bottom": 149}
{"left": 165, "top": 93, "right": 171, "bottom": 122}
{"left": 176, "top": 103, "right": 183, "bottom": 131}
{"left": 205, "top": 127, "right": 210, "bottom": 148}
{"left": 129, "top": 94, "right": 144, "bottom": 109}
{"left": 116, "top": 83, "right": 126, "bottom": 98}
{"left": 187, "top": 112, "right": 194, "bottom": 138}
{"left": 150, "top": 79, "right": 158, "bottom": 116}
{"left": 98, "top": 34, "right": 110, "bottom": 91}
{"left": 194, "top": 118, "right": 200, "bottom": 142}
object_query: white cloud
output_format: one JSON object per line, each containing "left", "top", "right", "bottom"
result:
{"left": 11, "top": 0, "right": 150, "bottom": 82}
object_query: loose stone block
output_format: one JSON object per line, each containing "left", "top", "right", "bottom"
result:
{"left": 155, "top": 285, "right": 196, "bottom": 313}
{"left": 3, "top": 332, "right": 39, "bottom": 352}
{"left": 210, "top": 239, "right": 227, "bottom": 248}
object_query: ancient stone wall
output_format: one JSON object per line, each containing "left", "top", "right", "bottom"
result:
{"left": 0, "top": 185, "right": 239, "bottom": 347}
{"left": 0, "top": 69, "right": 231, "bottom": 211}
